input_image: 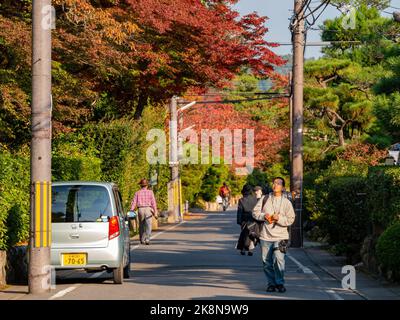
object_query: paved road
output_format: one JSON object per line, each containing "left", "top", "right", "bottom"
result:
{"left": 18, "top": 209, "right": 365, "bottom": 300}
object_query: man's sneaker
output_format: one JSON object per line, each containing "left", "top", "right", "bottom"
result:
{"left": 276, "top": 285, "right": 286, "bottom": 293}
{"left": 145, "top": 239, "right": 150, "bottom": 245}
{"left": 240, "top": 250, "right": 245, "bottom": 255}
{"left": 266, "top": 285, "right": 276, "bottom": 292}
{"left": 247, "top": 251, "right": 253, "bottom": 256}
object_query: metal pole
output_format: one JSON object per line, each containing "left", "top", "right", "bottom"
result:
{"left": 289, "top": 71, "right": 293, "bottom": 190}
{"left": 169, "top": 96, "right": 180, "bottom": 222}
{"left": 29, "top": 0, "right": 53, "bottom": 294}
{"left": 290, "top": 0, "right": 304, "bottom": 248}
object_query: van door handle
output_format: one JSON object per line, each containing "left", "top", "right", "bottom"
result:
{"left": 70, "top": 234, "right": 80, "bottom": 239}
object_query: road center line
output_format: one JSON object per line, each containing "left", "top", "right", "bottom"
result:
{"left": 151, "top": 220, "right": 186, "bottom": 240}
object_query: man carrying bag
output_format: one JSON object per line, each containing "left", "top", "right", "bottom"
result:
{"left": 130, "top": 179, "right": 158, "bottom": 245}
{"left": 252, "top": 177, "right": 295, "bottom": 294}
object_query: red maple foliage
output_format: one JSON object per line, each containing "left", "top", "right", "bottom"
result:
{"left": 178, "top": 98, "right": 288, "bottom": 169}
{"left": 339, "top": 143, "right": 387, "bottom": 166}
{"left": 126, "top": 0, "right": 287, "bottom": 118}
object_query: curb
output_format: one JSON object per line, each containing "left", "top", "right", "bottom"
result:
{"left": 302, "top": 246, "right": 369, "bottom": 300}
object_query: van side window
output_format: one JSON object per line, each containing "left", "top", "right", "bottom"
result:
{"left": 118, "top": 191, "right": 125, "bottom": 216}
{"left": 113, "top": 189, "right": 125, "bottom": 218}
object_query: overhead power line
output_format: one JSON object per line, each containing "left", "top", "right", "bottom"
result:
{"left": 179, "top": 94, "right": 290, "bottom": 105}
{"left": 182, "top": 91, "right": 289, "bottom": 97}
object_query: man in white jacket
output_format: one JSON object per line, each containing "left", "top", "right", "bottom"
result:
{"left": 252, "top": 177, "right": 295, "bottom": 293}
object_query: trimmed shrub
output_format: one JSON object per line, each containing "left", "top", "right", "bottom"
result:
{"left": 376, "top": 221, "right": 400, "bottom": 281}
{"left": 52, "top": 155, "right": 102, "bottom": 181}
{"left": 318, "top": 176, "right": 370, "bottom": 256}
{"left": 304, "top": 160, "right": 371, "bottom": 257}
{"left": 367, "top": 166, "right": 400, "bottom": 229}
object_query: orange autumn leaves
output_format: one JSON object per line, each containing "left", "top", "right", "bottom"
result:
{"left": 180, "top": 101, "right": 288, "bottom": 168}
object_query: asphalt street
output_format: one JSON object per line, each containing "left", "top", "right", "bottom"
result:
{"left": 14, "top": 209, "right": 367, "bottom": 300}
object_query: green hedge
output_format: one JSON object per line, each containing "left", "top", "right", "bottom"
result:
{"left": 0, "top": 151, "right": 30, "bottom": 250}
{"left": 305, "top": 161, "right": 400, "bottom": 261}
{"left": 52, "top": 155, "right": 102, "bottom": 181}
{"left": 376, "top": 221, "right": 400, "bottom": 280}
{"left": 72, "top": 107, "right": 170, "bottom": 211}
{"left": 367, "top": 166, "right": 400, "bottom": 229}
{"left": 305, "top": 160, "right": 370, "bottom": 256}
{"left": 318, "top": 176, "right": 370, "bottom": 255}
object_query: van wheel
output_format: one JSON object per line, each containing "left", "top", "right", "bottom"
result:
{"left": 113, "top": 262, "right": 124, "bottom": 284}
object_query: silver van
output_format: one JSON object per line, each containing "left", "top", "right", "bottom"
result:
{"left": 51, "top": 182, "right": 131, "bottom": 284}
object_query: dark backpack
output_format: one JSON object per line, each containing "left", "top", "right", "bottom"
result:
{"left": 248, "top": 195, "right": 269, "bottom": 241}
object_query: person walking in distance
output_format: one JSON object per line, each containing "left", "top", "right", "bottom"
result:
{"left": 130, "top": 179, "right": 158, "bottom": 245}
{"left": 252, "top": 177, "right": 295, "bottom": 293}
{"left": 236, "top": 184, "right": 258, "bottom": 256}
{"left": 219, "top": 182, "right": 231, "bottom": 211}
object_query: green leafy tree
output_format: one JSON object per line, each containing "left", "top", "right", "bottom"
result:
{"left": 322, "top": 5, "right": 399, "bottom": 66}
{"left": 304, "top": 58, "right": 375, "bottom": 147}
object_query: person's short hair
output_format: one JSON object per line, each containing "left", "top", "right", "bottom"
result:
{"left": 254, "top": 186, "right": 263, "bottom": 192}
{"left": 273, "top": 177, "right": 285, "bottom": 187}
{"left": 241, "top": 184, "right": 253, "bottom": 196}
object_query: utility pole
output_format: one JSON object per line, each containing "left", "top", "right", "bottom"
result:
{"left": 169, "top": 96, "right": 181, "bottom": 222}
{"left": 290, "top": 0, "right": 305, "bottom": 248}
{"left": 29, "top": 0, "right": 53, "bottom": 293}
{"left": 289, "top": 71, "right": 293, "bottom": 190}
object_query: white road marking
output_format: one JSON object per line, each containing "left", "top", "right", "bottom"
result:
{"left": 287, "top": 254, "right": 314, "bottom": 274}
{"left": 48, "top": 271, "right": 106, "bottom": 300}
{"left": 150, "top": 221, "right": 186, "bottom": 240}
{"left": 131, "top": 220, "right": 187, "bottom": 251}
{"left": 326, "top": 289, "right": 344, "bottom": 300}
{"left": 287, "top": 253, "right": 343, "bottom": 300}
{"left": 49, "top": 286, "right": 78, "bottom": 300}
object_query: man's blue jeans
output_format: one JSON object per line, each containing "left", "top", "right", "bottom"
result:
{"left": 260, "top": 240, "right": 286, "bottom": 286}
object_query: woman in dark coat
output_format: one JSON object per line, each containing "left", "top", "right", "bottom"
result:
{"left": 236, "top": 184, "right": 259, "bottom": 256}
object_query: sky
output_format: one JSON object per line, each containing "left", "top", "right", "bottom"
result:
{"left": 234, "top": 0, "right": 400, "bottom": 59}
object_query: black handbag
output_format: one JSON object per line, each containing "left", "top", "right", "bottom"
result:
{"left": 247, "top": 221, "right": 262, "bottom": 241}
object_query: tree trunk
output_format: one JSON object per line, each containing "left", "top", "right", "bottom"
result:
{"left": 337, "top": 128, "right": 345, "bottom": 147}
{"left": 133, "top": 93, "right": 147, "bottom": 120}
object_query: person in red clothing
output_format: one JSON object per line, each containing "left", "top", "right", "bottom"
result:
{"left": 219, "top": 182, "right": 231, "bottom": 211}
{"left": 130, "top": 179, "right": 158, "bottom": 245}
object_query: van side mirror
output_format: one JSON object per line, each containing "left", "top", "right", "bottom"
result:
{"left": 127, "top": 211, "right": 137, "bottom": 219}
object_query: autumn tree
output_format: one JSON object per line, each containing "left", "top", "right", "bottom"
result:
{"left": 125, "top": 0, "right": 286, "bottom": 118}
{"left": 181, "top": 100, "right": 287, "bottom": 169}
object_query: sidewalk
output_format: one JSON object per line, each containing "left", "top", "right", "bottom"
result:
{"left": 303, "top": 240, "right": 400, "bottom": 300}
{"left": 0, "top": 284, "right": 28, "bottom": 300}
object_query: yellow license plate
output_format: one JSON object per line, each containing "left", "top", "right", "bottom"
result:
{"left": 62, "top": 253, "right": 87, "bottom": 266}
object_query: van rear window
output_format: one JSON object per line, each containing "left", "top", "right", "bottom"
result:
{"left": 52, "top": 185, "right": 112, "bottom": 223}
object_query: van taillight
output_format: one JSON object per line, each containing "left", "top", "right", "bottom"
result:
{"left": 108, "top": 216, "right": 120, "bottom": 240}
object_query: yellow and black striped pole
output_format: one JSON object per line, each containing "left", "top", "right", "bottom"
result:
{"left": 31, "top": 181, "right": 52, "bottom": 249}
{"left": 29, "top": 0, "right": 53, "bottom": 294}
